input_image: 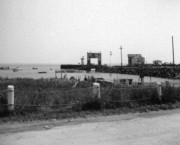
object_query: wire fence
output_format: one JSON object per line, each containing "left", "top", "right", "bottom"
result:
{"left": 1, "top": 83, "right": 180, "bottom": 114}
{"left": 100, "top": 86, "right": 157, "bottom": 108}
{"left": 0, "top": 87, "right": 94, "bottom": 114}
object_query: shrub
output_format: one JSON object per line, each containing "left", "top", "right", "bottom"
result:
{"left": 0, "top": 91, "right": 9, "bottom": 117}
{"left": 162, "top": 86, "right": 180, "bottom": 103}
{"left": 81, "top": 98, "right": 101, "bottom": 111}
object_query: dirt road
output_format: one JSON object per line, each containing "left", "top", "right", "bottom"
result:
{"left": 1, "top": 110, "right": 180, "bottom": 145}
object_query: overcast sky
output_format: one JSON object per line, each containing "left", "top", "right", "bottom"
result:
{"left": 0, "top": 0, "right": 180, "bottom": 65}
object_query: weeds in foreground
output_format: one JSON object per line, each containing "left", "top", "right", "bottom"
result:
{"left": 1, "top": 78, "right": 180, "bottom": 119}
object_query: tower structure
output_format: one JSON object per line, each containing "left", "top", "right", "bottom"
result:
{"left": 81, "top": 56, "right": 84, "bottom": 65}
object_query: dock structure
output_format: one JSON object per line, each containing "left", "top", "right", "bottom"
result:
{"left": 61, "top": 52, "right": 102, "bottom": 71}
{"left": 60, "top": 64, "right": 103, "bottom": 71}
{"left": 60, "top": 64, "right": 180, "bottom": 79}
{"left": 87, "top": 52, "right": 102, "bottom": 66}
{"left": 60, "top": 51, "right": 180, "bottom": 79}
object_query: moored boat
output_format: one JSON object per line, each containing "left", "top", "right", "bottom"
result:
{"left": 0, "top": 66, "right": 10, "bottom": 70}
{"left": 38, "top": 71, "right": 47, "bottom": 74}
{"left": 13, "top": 67, "right": 22, "bottom": 72}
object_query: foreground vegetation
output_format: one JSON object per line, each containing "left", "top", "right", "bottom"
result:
{"left": 0, "top": 77, "right": 180, "bottom": 122}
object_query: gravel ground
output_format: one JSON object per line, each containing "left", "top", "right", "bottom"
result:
{"left": 1, "top": 110, "right": 180, "bottom": 145}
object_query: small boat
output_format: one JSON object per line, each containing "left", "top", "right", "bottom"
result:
{"left": 0, "top": 66, "right": 10, "bottom": 70}
{"left": 32, "top": 67, "right": 38, "bottom": 70}
{"left": 13, "top": 67, "right": 22, "bottom": 72}
{"left": 38, "top": 71, "right": 47, "bottom": 74}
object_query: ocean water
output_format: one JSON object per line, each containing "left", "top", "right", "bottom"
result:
{"left": 0, "top": 63, "right": 178, "bottom": 84}
{"left": 0, "top": 64, "right": 60, "bottom": 79}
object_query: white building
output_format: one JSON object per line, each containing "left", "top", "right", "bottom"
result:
{"left": 128, "top": 54, "right": 145, "bottom": 66}
{"left": 153, "top": 60, "right": 162, "bottom": 65}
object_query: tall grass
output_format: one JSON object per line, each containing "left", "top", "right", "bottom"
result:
{"left": 0, "top": 78, "right": 93, "bottom": 115}
{"left": 162, "top": 86, "right": 180, "bottom": 103}
{"left": 1, "top": 78, "right": 180, "bottom": 117}
{"left": 101, "top": 86, "right": 157, "bottom": 109}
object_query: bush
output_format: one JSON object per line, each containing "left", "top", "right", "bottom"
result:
{"left": 101, "top": 86, "right": 157, "bottom": 109}
{"left": 162, "top": 86, "right": 180, "bottom": 103}
{"left": 1, "top": 77, "right": 180, "bottom": 117}
{"left": 0, "top": 91, "right": 9, "bottom": 117}
{"left": 82, "top": 98, "right": 101, "bottom": 111}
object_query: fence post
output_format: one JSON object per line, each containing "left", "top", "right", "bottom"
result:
{"left": 93, "top": 83, "right": 100, "bottom": 99}
{"left": 7, "top": 85, "right": 14, "bottom": 111}
{"left": 157, "top": 82, "right": 162, "bottom": 101}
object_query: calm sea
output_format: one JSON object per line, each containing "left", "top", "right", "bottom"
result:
{"left": 0, "top": 64, "right": 60, "bottom": 79}
{"left": 0, "top": 63, "right": 178, "bottom": 83}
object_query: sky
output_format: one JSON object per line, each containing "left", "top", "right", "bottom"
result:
{"left": 0, "top": 0, "right": 180, "bottom": 65}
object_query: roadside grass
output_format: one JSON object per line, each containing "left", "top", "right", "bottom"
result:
{"left": 1, "top": 102, "right": 180, "bottom": 124}
{"left": 1, "top": 78, "right": 180, "bottom": 123}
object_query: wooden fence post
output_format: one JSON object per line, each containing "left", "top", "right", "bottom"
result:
{"left": 7, "top": 85, "right": 14, "bottom": 111}
{"left": 93, "top": 83, "right": 100, "bottom": 99}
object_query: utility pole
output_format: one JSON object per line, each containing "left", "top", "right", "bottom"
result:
{"left": 172, "top": 36, "right": 175, "bottom": 70}
{"left": 119, "top": 46, "right": 123, "bottom": 67}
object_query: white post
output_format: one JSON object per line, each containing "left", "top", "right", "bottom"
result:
{"left": 7, "top": 85, "right": 14, "bottom": 111}
{"left": 157, "top": 82, "right": 162, "bottom": 101}
{"left": 93, "top": 83, "right": 100, "bottom": 99}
